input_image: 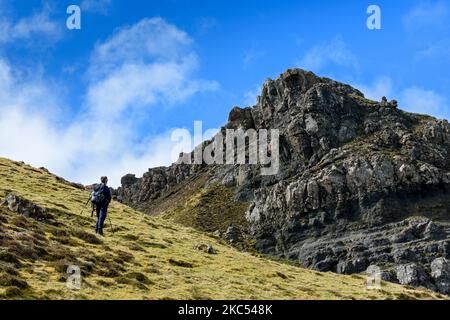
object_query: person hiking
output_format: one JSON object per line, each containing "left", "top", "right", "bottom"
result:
{"left": 93, "top": 176, "right": 112, "bottom": 235}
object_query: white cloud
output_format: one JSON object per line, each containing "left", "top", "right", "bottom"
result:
{"left": 81, "top": 0, "right": 112, "bottom": 15}
{"left": 87, "top": 17, "right": 218, "bottom": 117}
{"left": 89, "top": 17, "right": 193, "bottom": 77}
{"left": 0, "top": 63, "right": 185, "bottom": 187}
{"left": 297, "top": 36, "right": 358, "bottom": 72}
{"left": 59, "top": 128, "right": 187, "bottom": 187}
{"left": 87, "top": 58, "right": 218, "bottom": 117}
{"left": 0, "top": 6, "right": 60, "bottom": 43}
{"left": 0, "top": 18, "right": 218, "bottom": 187}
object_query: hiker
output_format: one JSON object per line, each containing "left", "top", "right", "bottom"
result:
{"left": 94, "top": 176, "right": 112, "bottom": 235}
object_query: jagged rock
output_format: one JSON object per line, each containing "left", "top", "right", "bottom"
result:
{"left": 2, "top": 193, "right": 52, "bottom": 221}
{"left": 117, "top": 68, "right": 450, "bottom": 295}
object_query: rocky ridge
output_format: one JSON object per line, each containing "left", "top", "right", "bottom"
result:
{"left": 117, "top": 69, "right": 450, "bottom": 294}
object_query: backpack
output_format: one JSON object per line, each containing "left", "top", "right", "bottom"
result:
{"left": 90, "top": 184, "right": 106, "bottom": 207}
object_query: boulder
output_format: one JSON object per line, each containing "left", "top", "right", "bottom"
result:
{"left": 194, "top": 244, "right": 216, "bottom": 255}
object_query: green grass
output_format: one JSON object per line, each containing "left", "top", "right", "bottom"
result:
{"left": 0, "top": 157, "right": 447, "bottom": 300}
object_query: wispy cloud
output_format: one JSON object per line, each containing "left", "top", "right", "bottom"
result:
{"left": 296, "top": 36, "right": 358, "bottom": 72}
{"left": 243, "top": 48, "right": 265, "bottom": 69}
{"left": 416, "top": 39, "right": 450, "bottom": 60}
{"left": 403, "top": 1, "right": 450, "bottom": 61}
{"left": 403, "top": 1, "right": 449, "bottom": 31}
{"left": 196, "top": 16, "right": 218, "bottom": 35}
{"left": 0, "top": 5, "right": 60, "bottom": 44}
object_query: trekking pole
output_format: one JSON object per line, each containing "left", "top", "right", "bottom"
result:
{"left": 108, "top": 216, "right": 114, "bottom": 234}
{"left": 79, "top": 198, "right": 90, "bottom": 216}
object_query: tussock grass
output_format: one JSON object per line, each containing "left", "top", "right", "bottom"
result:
{"left": 0, "top": 157, "right": 447, "bottom": 300}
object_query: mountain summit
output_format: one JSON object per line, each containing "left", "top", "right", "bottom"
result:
{"left": 118, "top": 69, "right": 450, "bottom": 294}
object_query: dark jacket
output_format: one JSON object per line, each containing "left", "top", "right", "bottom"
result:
{"left": 99, "top": 183, "right": 112, "bottom": 207}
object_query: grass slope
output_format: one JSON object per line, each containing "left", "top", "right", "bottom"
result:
{"left": 0, "top": 157, "right": 446, "bottom": 300}
{"left": 163, "top": 182, "right": 250, "bottom": 233}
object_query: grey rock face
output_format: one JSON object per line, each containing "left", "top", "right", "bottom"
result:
{"left": 117, "top": 69, "right": 450, "bottom": 294}
{"left": 396, "top": 263, "right": 433, "bottom": 289}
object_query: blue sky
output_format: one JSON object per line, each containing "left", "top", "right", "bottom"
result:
{"left": 0, "top": 0, "right": 449, "bottom": 186}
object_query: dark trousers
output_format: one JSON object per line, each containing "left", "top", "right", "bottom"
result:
{"left": 96, "top": 205, "right": 108, "bottom": 234}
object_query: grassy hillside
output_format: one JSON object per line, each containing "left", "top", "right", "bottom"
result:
{"left": 0, "top": 157, "right": 446, "bottom": 300}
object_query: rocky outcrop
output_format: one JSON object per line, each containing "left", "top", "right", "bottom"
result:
{"left": 116, "top": 164, "right": 206, "bottom": 211}
{"left": 223, "top": 226, "right": 242, "bottom": 244}
{"left": 118, "top": 69, "right": 450, "bottom": 294}
{"left": 2, "top": 193, "right": 52, "bottom": 221}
